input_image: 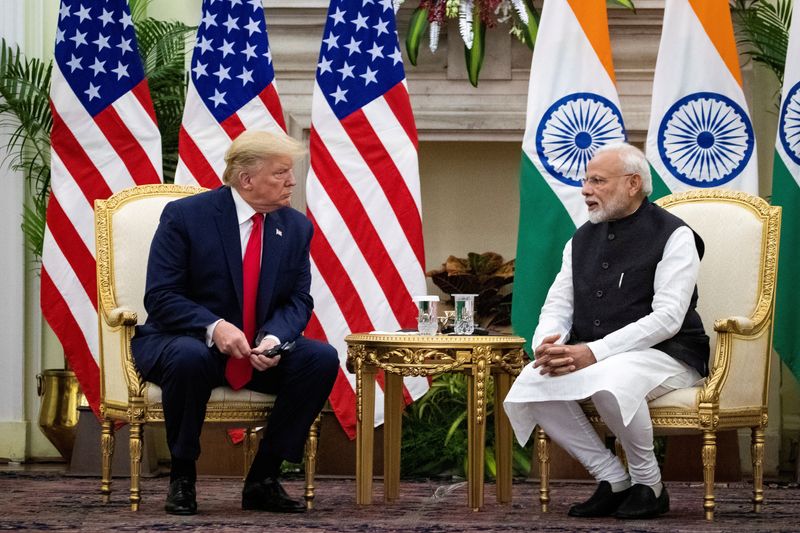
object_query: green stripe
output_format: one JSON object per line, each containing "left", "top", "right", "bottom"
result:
{"left": 511, "top": 152, "right": 576, "bottom": 352}
{"left": 648, "top": 164, "right": 672, "bottom": 200}
{"left": 772, "top": 153, "right": 800, "bottom": 381}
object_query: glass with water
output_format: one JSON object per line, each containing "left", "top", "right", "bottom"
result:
{"left": 412, "top": 295, "right": 439, "bottom": 336}
{"left": 452, "top": 294, "right": 477, "bottom": 335}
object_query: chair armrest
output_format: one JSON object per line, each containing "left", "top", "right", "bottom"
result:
{"left": 105, "top": 306, "right": 138, "bottom": 328}
{"left": 713, "top": 315, "right": 756, "bottom": 335}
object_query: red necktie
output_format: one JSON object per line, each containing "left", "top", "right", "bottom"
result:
{"left": 225, "top": 213, "right": 263, "bottom": 390}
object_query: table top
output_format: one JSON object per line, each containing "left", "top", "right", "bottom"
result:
{"left": 345, "top": 333, "right": 527, "bottom": 377}
{"left": 345, "top": 332, "right": 526, "bottom": 348}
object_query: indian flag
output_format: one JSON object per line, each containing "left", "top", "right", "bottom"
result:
{"left": 646, "top": 0, "right": 758, "bottom": 196}
{"left": 773, "top": 2, "right": 800, "bottom": 380}
{"left": 512, "top": 0, "right": 626, "bottom": 348}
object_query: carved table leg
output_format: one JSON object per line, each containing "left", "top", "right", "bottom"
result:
{"left": 356, "top": 364, "right": 377, "bottom": 505}
{"left": 493, "top": 371, "right": 513, "bottom": 504}
{"left": 467, "top": 358, "right": 488, "bottom": 511}
{"left": 383, "top": 372, "right": 404, "bottom": 502}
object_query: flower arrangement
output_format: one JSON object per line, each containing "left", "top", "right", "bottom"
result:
{"left": 400, "top": 0, "right": 635, "bottom": 86}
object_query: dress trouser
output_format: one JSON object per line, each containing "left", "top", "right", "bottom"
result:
{"left": 145, "top": 335, "right": 340, "bottom": 463}
{"left": 528, "top": 379, "right": 690, "bottom": 486}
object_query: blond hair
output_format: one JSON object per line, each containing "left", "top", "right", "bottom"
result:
{"left": 222, "top": 130, "right": 306, "bottom": 186}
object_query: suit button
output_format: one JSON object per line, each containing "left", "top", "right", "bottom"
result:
{"left": 596, "top": 290, "right": 603, "bottom": 298}
{"left": 607, "top": 233, "right": 615, "bottom": 241}
{"left": 593, "top": 319, "right": 601, "bottom": 327}
{"left": 601, "top": 262, "right": 609, "bottom": 269}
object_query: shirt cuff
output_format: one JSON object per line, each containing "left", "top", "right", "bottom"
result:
{"left": 206, "top": 319, "right": 223, "bottom": 347}
{"left": 587, "top": 339, "right": 611, "bottom": 362}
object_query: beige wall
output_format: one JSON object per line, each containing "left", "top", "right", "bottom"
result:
{"left": 419, "top": 141, "right": 521, "bottom": 298}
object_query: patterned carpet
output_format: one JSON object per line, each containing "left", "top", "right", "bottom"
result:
{"left": 1, "top": 471, "right": 798, "bottom": 532}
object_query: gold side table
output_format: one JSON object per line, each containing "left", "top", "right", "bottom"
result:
{"left": 345, "top": 333, "right": 525, "bottom": 511}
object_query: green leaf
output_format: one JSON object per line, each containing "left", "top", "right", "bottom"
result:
{"left": 405, "top": 6, "right": 430, "bottom": 67}
{"left": 464, "top": 14, "right": 486, "bottom": 87}
{"left": 732, "top": 0, "right": 790, "bottom": 89}
{"left": 609, "top": 0, "right": 636, "bottom": 12}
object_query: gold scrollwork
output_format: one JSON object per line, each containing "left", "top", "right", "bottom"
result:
{"left": 367, "top": 348, "right": 468, "bottom": 376}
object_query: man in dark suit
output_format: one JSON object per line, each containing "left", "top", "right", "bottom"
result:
{"left": 132, "top": 130, "right": 339, "bottom": 515}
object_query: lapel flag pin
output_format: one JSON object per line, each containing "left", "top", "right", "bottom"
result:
{"left": 276, "top": 229, "right": 283, "bottom": 237}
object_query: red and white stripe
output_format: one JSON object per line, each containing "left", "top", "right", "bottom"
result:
{"left": 41, "top": 66, "right": 162, "bottom": 415}
{"left": 174, "top": 81, "right": 286, "bottom": 187}
{"left": 306, "top": 80, "right": 429, "bottom": 438}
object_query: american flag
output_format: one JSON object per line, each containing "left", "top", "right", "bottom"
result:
{"left": 175, "top": 0, "right": 286, "bottom": 187}
{"left": 305, "top": 0, "right": 429, "bottom": 438}
{"left": 42, "top": 0, "right": 162, "bottom": 415}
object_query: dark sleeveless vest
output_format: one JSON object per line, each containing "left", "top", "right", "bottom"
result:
{"left": 570, "top": 199, "right": 710, "bottom": 377}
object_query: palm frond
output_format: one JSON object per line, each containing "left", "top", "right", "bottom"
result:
{"left": 732, "top": 0, "right": 792, "bottom": 87}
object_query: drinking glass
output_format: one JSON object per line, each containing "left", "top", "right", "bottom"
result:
{"left": 412, "top": 295, "right": 439, "bottom": 336}
{"left": 452, "top": 294, "right": 477, "bottom": 335}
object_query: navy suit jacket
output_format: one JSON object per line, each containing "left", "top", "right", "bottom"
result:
{"left": 131, "top": 186, "right": 314, "bottom": 379}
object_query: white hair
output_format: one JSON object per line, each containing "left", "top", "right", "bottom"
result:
{"left": 593, "top": 142, "right": 653, "bottom": 196}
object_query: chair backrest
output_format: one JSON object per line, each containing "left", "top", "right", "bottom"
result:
{"left": 656, "top": 190, "right": 781, "bottom": 408}
{"left": 95, "top": 184, "right": 204, "bottom": 404}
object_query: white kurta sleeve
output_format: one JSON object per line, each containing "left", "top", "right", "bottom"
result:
{"left": 531, "top": 239, "right": 575, "bottom": 349}
{"left": 587, "top": 226, "right": 701, "bottom": 361}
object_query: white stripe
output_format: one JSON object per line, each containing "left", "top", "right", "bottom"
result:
{"left": 110, "top": 90, "right": 163, "bottom": 180}
{"left": 174, "top": 158, "right": 203, "bottom": 187}
{"left": 48, "top": 151, "right": 96, "bottom": 253}
{"left": 520, "top": 1, "right": 622, "bottom": 227}
{"left": 50, "top": 66, "right": 138, "bottom": 193}
{"left": 645, "top": 0, "right": 758, "bottom": 194}
{"left": 311, "top": 84, "right": 426, "bottom": 295}
{"left": 360, "top": 94, "right": 423, "bottom": 215}
{"left": 775, "top": 2, "right": 800, "bottom": 182}
{"left": 310, "top": 258, "right": 388, "bottom": 424}
{"left": 236, "top": 89, "right": 285, "bottom": 132}
{"left": 307, "top": 168, "right": 401, "bottom": 332}
{"left": 41, "top": 232, "right": 99, "bottom": 359}
{"left": 175, "top": 82, "right": 229, "bottom": 184}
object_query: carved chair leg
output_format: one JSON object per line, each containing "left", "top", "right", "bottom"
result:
{"left": 536, "top": 426, "right": 551, "bottom": 513}
{"left": 129, "top": 421, "right": 144, "bottom": 511}
{"left": 304, "top": 414, "right": 321, "bottom": 510}
{"left": 702, "top": 430, "right": 717, "bottom": 521}
{"left": 100, "top": 418, "right": 116, "bottom": 503}
{"left": 244, "top": 427, "right": 259, "bottom": 480}
{"left": 751, "top": 426, "right": 765, "bottom": 512}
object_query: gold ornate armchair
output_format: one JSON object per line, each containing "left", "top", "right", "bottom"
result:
{"left": 535, "top": 190, "right": 781, "bottom": 520}
{"left": 95, "top": 184, "right": 321, "bottom": 511}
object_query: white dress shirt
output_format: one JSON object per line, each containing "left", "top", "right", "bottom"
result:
{"left": 204, "top": 187, "right": 280, "bottom": 347}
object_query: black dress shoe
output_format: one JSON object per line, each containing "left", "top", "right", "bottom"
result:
{"left": 242, "top": 477, "right": 306, "bottom": 513}
{"left": 613, "top": 483, "right": 669, "bottom": 519}
{"left": 165, "top": 477, "right": 197, "bottom": 515}
{"left": 568, "top": 481, "right": 631, "bottom": 517}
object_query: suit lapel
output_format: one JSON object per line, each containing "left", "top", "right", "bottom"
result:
{"left": 257, "top": 212, "right": 286, "bottom": 322}
{"left": 213, "top": 187, "right": 244, "bottom": 311}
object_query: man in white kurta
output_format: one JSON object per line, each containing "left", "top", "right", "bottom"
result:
{"left": 504, "top": 143, "right": 708, "bottom": 519}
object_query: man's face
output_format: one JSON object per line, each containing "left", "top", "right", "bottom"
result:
{"left": 582, "top": 151, "right": 640, "bottom": 224}
{"left": 240, "top": 154, "right": 296, "bottom": 213}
